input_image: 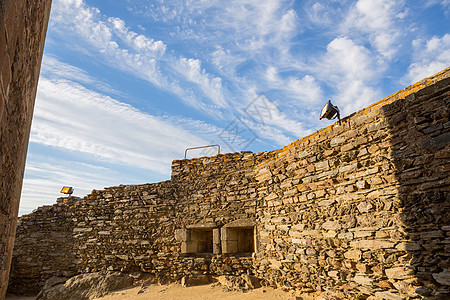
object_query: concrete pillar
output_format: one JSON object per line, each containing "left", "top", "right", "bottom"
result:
{"left": 0, "top": 0, "right": 52, "bottom": 298}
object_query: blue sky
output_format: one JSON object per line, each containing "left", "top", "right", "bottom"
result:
{"left": 20, "top": 0, "right": 450, "bottom": 215}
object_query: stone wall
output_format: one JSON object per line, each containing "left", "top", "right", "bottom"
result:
{"left": 7, "top": 198, "right": 78, "bottom": 295}
{"left": 0, "top": 0, "right": 52, "bottom": 298}
{"left": 8, "top": 69, "right": 450, "bottom": 299}
{"left": 253, "top": 73, "right": 450, "bottom": 298}
{"left": 10, "top": 152, "right": 273, "bottom": 295}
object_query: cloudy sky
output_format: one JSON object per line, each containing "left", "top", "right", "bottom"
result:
{"left": 20, "top": 0, "right": 450, "bottom": 215}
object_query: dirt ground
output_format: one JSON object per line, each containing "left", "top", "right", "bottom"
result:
{"left": 97, "top": 283, "right": 292, "bottom": 300}
{"left": 5, "top": 282, "right": 325, "bottom": 299}
{"left": 6, "top": 284, "right": 295, "bottom": 300}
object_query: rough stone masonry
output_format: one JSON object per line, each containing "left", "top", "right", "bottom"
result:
{"left": 0, "top": 0, "right": 52, "bottom": 298}
{"left": 8, "top": 68, "right": 450, "bottom": 299}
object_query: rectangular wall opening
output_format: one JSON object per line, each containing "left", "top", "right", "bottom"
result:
{"left": 221, "top": 222, "right": 256, "bottom": 254}
{"left": 236, "top": 227, "right": 254, "bottom": 253}
{"left": 190, "top": 229, "right": 213, "bottom": 253}
{"left": 175, "top": 223, "right": 218, "bottom": 254}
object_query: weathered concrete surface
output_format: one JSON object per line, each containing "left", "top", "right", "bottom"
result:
{"left": 0, "top": 0, "right": 52, "bottom": 298}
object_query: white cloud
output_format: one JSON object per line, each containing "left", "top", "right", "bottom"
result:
{"left": 41, "top": 55, "right": 121, "bottom": 96}
{"left": 175, "top": 58, "right": 227, "bottom": 108}
{"left": 31, "top": 77, "right": 209, "bottom": 174}
{"left": 264, "top": 67, "right": 323, "bottom": 105}
{"left": 50, "top": 0, "right": 315, "bottom": 138}
{"left": 48, "top": 0, "right": 450, "bottom": 153}
{"left": 318, "top": 37, "right": 381, "bottom": 114}
{"left": 342, "top": 0, "right": 408, "bottom": 59}
{"left": 325, "top": 37, "right": 377, "bottom": 81}
{"left": 210, "top": 46, "right": 247, "bottom": 77}
{"left": 50, "top": 0, "right": 232, "bottom": 116}
{"left": 20, "top": 157, "right": 126, "bottom": 216}
{"left": 304, "top": 1, "right": 347, "bottom": 27}
{"left": 107, "top": 17, "right": 166, "bottom": 56}
{"left": 406, "top": 34, "right": 450, "bottom": 83}
{"left": 51, "top": 0, "right": 167, "bottom": 87}
{"left": 425, "top": 0, "right": 450, "bottom": 8}
{"left": 141, "top": 0, "right": 299, "bottom": 66}
{"left": 52, "top": 0, "right": 112, "bottom": 49}
{"left": 240, "top": 93, "right": 314, "bottom": 144}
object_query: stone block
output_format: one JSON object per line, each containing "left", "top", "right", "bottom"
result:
{"left": 344, "top": 249, "right": 362, "bottom": 261}
{"left": 432, "top": 272, "right": 450, "bottom": 286}
{"left": 356, "top": 180, "right": 368, "bottom": 190}
{"left": 297, "top": 151, "right": 310, "bottom": 158}
{"left": 338, "top": 232, "right": 354, "bottom": 240}
{"left": 374, "top": 291, "right": 403, "bottom": 300}
{"left": 324, "top": 230, "right": 337, "bottom": 238}
{"left": 357, "top": 201, "right": 373, "bottom": 213}
{"left": 291, "top": 224, "right": 305, "bottom": 231}
{"left": 354, "top": 230, "right": 374, "bottom": 238}
{"left": 175, "top": 229, "right": 190, "bottom": 242}
{"left": 368, "top": 176, "right": 383, "bottom": 185}
{"left": 186, "top": 222, "right": 216, "bottom": 229}
{"left": 353, "top": 273, "right": 373, "bottom": 286}
{"left": 292, "top": 238, "right": 307, "bottom": 245}
{"left": 223, "top": 219, "right": 255, "bottom": 228}
{"left": 269, "top": 259, "right": 282, "bottom": 269}
{"left": 256, "top": 168, "right": 272, "bottom": 181}
{"left": 350, "top": 240, "right": 395, "bottom": 249}
{"left": 341, "top": 143, "right": 355, "bottom": 152}
{"left": 330, "top": 138, "right": 345, "bottom": 147}
{"left": 358, "top": 148, "right": 368, "bottom": 156}
{"left": 385, "top": 267, "right": 414, "bottom": 279}
{"left": 318, "top": 199, "right": 335, "bottom": 207}
{"left": 73, "top": 227, "right": 92, "bottom": 233}
{"left": 315, "top": 160, "right": 329, "bottom": 171}
{"left": 419, "top": 231, "right": 444, "bottom": 239}
{"left": 213, "top": 228, "right": 220, "bottom": 244}
{"left": 356, "top": 263, "right": 368, "bottom": 273}
{"left": 339, "top": 163, "right": 358, "bottom": 173}
{"left": 265, "top": 192, "right": 278, "bottom": 201}
{"left": 328, "top": 270, "right": 339, "bottom": 279}
{"left": 393, "top": 280, "right": 416, "bottom": 294}
{"left": 395, "top": 242, "right": 422, "bottom": 251}
{"left": 284, "top": 188, "right": 297, "bottom": 196}
{"left": 322, "top": 221, "right": 341, "bottom": 231}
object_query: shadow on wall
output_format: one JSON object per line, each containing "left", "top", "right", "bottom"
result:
{"left": 386, "top": 78, "right": 450, "bottom": 297}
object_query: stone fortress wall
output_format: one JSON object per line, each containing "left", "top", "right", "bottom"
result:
{"left": 8, "top": 69, "right": 450, "bottom": 299}
{"left": 0, "top": 0, "right": 52, "bottom": 298}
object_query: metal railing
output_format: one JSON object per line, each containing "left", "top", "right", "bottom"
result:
{"left": 184, "top": 144, "right": 221, "bottom": 159}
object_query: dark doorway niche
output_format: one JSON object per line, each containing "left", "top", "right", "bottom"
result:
{"left": 221, "top": 219, "right": 256, "bottom": 254}
{"left": 175, "top": 223, "right": 218, "bottom": 254}
{"left": 190, "top": 229, "right": 213, "bottom": 253}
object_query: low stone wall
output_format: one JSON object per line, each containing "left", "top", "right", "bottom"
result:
{"left": 8, "top": 69, "right": 450, "bottom": 298}
{"left": 7, "top": 198, "right": 78, "bottom": 295}
{"left": 9, "top": 152, "right": 272, "bottom": 295}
